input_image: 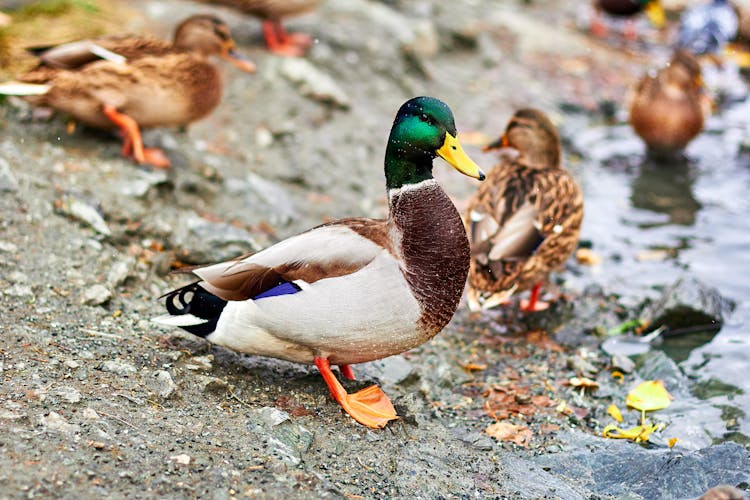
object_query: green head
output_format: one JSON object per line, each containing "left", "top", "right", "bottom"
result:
{"left": 385, "top": 96, "right": 484, "bottom": 190}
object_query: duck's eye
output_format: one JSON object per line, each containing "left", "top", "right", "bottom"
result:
{"left": 419, "top": 113, "right": 429, "bottom": 123}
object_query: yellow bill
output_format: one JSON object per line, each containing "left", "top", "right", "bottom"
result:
{"left": 437, "top": 132, "right": 485, "bottom": 180}
{"left": 645, "top": 2, "right": 665, "bottom": 29}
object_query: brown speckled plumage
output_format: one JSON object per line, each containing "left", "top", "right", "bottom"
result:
{"left": 629, "top": 50, "right": 709, "bottom": 154}
{"left": 392, "top": 181, "right": 471, "bottom": 335}
{"left": 466, "top": 109, "right": 583, "bottom": 306}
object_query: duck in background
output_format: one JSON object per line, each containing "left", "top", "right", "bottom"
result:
{"left": 153, "top": 96, "right": 486, "bottom": 428}
{"left": 628, "top": 49, "right": 712, "bottom": 156}
{"left": 465, "top": 109, "right": 583, "bottom": 313}
{"left": 194, "top": 0, "right": 320, "bottom": 56}
{"left": 0, "top": 15, "right": 255, "bottom": 168}
{"left": 590, "top": 0, "right": 666, "bottom": 40}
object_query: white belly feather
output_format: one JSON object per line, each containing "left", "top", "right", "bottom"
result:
{"left": 207, "top": 250, "right": 423, "bottom": 365}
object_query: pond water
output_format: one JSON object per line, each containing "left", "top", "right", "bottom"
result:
{"left": 565, "top": 94, "right": 750, "bottom": 449}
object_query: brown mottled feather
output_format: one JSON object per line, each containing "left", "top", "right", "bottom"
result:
{"left": 466, "top": 109, "right": 583, "bottom": 299}
{"left": 629, "top": 50, "right": 708, "bottom": 153}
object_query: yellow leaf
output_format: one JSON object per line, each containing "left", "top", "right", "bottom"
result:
{"left": 607, "top": 404, "right": 623, "bottom": 423}
{"left": 626, "top": 380, "right": 672, "bottom": 412}
{"left": 602, "top": 423, "right": 661, "bottom": 443}
{"left": 668, "top": 437, "right": 678, "bottom": 448}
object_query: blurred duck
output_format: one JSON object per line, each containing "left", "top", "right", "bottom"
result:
{"left": 677, "top": 0, "right": 738, "bottom": 55}
{"left": 465, "top": 109, "right": 583, "bottom": 312}
{"left": 196, "top": 0, "right": 320, "bottom": 56}
{"left": 591, "top": 0, "right": 666, "bottom": 39}
{"left": 0, "top": 15, "right": 255, "bottom": 168}
{"left": 629, "top": 50, "right": 711, "bottom": 155}
{"left": 154, "top": 97, "right": 485, "bottom": 428}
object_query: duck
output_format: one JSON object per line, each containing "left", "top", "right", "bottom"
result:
{"left": 590, "top": 0, "right": 666, "bottom": 39}
{"left": 628, "top": 49, "right": 711, "bottom": 155}
{"left": 195, "top": 0, "right": 320, "bottom": 56}
{"left": 465, "top": 109, "right": 583, "bottom": 312}
{"left": 153, "top": 96, "right": 485, "bottom": 428}
{"left": 0, "top": 15, "right": 255, "bottom": 168}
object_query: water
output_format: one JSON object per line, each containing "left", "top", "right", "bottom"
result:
{"left": 567, "top": 98, "right": 750, "bottom": 449}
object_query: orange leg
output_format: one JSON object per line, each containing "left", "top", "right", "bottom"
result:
{"left": 520, "top": 282, "right": 550, "bottom": 312}
{"left": 262, "top": 20, "right": 311, "bottom": 57}
{"left": 590, "top": 10, "right": 608, "bottom": 38}
{"left": 102, "top": 104, "right": 170, "bottom": 168}
{"left": 314, "top": 357, "right": 397, "bottom": 428}
{"left": 339, "top": 364, "right": 355, "bottom": 381}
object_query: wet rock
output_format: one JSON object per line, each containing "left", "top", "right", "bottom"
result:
{"left": 80, "top": 284, "right": 112, "bottom": 306}
{"left": 185, "top": 354, "right": 213, "bottom": 371}
{"left": 100, "top": 360, "right": 137, "bottom": 376}
{"left": 54, "top": 195, "right": 111, "bottom": 236}
{"left": 149, "top": 370, "right": 178, "bottom": 400}
{"left": 644, "top": 276, "right": 734, "bottom": 335}
{"left": 51, "top": 386, "right": 82, "bottom": 404}
{"left": 82, "top": 408, "right": 99, "bottom": 420}
{"left": 118, "top": 170, "right": 169, "bottom": 199}
{"left": 534, "top": 432, "right": 750, "bottom": 499}
{"left": 247, "top": 407, "right": 313, "bottom": 467}
{"left": 274, "top": 58, "right": 350, "bottom": 109}
{"left": 611, "top": 354, "right": 636, "bottom": 373}
{"left": 0, "top": 157, "right": 18, "bottom": 192}
{"left": 64, "top": 359, "right": 80, "bottom": 370}
{"left": 39, "top": 411, "right": 79, "bottom": 434}
{"left": 172, "top": 213, "right": 261, "bottom": 264}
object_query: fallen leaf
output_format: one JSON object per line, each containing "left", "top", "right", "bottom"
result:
{"left": 526, "top": 330, "right": 565, "bottom": 352}
{"left": 576, "top": 248, "right": 602, "bottom": 266}
{"left": 569, "top": 377, "right": 599, "bottom": 389}
{"left": 668, "top": 437, "right": 678, "bottom": 448}
{"left": 607, "top": 404, "right": 623, "bottom": 423}
{"left": 459, "top": 361, "right": 488, "bottom": 373}
{"left": 485, "top": 422, "right": 533, "bottom": 447}
{"left": 602, "top": 422, "right": 662, "bottom": 443}
{"left": 626, "top": 380, "right": 672, "bottom": 413}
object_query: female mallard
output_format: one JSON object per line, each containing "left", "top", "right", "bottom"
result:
{"left": 466, "top": 109, "right": 583, "bottom": 312}
{"left": 196, "top": 0, "right": 320, "bottom": 56}
{"left": 0, "top": 15, "right": 255, "bottom": 168}
{"left": 153, "top": 96, "right": 485, "bottom": 428}
{"left": 629, "top": 49, "right": 711, "bottom": 155}
{"left": 591, "top": 0, "right": 665, "bottom": 39}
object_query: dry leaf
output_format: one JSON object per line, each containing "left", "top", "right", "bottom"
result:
{"left": 485, "top": 422, "right": 533, "bottom": 447}
{"left": 569, "top": 377, "right": 599, "bottom": 389}
{"left": 602, "top": 423, "right": 662, "bottom": 443}
{"left": 626, "top": 380, "right": 672, "bottom": 412}
{"left": 668, "top": 437, "right": 679, "bottom": 448}
{"left": 607, "top": 404, "right": 623, "bottom": 423}
{"left": 576, "top": 248, "right": 602, "bottom": 266}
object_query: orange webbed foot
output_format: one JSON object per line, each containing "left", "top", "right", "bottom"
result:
{"left": 520, "top": 282, "right": 550, "bottom": 312}
{"left": 315, "top": 357, "right": 398, "bottom": 428}
{"left": 141, "top": 147, "right": 171, "bottom": 169}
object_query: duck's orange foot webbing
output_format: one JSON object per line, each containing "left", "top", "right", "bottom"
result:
{"left": 102, "top": 104, "right": 170, "bottom": 168}
{"left": 262, "top": 21, "right": 312, "bottom": 57}
{"left": 520, "top": 282, "right": 550, "bottom": 312}
{"left": 314, "top": 357, "right": 397, "bottom": 428}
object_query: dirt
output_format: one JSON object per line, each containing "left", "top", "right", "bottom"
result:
{"left": 1, "top": 0, "right": 749, "bottom": 498}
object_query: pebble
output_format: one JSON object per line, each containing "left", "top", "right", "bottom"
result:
{"left": 64, "top": 359, "right": 81, "bottom": 370}
{"left": 52, "top": 386, "right": 82, "bottom": 404}
{"left": 186, "top": 355, "right": 213, "bottom": 371}
{"left": 100, "top": 360, "right": 137, "bottom": 376}
{"left": 149, "top": 370, "right": 179, "bottom": 399}
{"left": 81, "top": 284, "right": 112, "bottom": 306}
{"left": 40, "top": 411, "right": 79, "bottom": 434}
{"left": 276, "top": 58, "right": 351, "bottom": 109}
{"left": 82, "top": 408, "right": 100, "bottom": 420}
{"left": 0, "top": 157, "right": 18, "bottom": 192}
{"left": 196, "top": 375, "right": 228, "bottom": 393}
{"left": 4, "top": 284, "right": 33, "bottom": 298}
{"left": 106, "top": 258, "right": 133, "bottom": 288}
{"left": 172, "top": 213, "right": 261, "bottom": 264}
{"left": 0, "top": 240, "right": 18, "bottom": 253}
{"left": 55, "top": 195, "right": 111, "bottom": 236}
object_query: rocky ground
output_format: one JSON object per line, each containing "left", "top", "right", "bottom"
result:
{"left": 1, "top": 0, "right": 749, "bottom": 498}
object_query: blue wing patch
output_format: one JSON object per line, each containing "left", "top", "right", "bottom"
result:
{"left": 253, "top": 281, "right": 301, "bottom": 300}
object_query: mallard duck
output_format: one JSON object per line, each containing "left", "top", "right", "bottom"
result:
{"left": 629, "top": 49, "right": 711, "bottom": 154}
{"left": 465, "top": 109, "right": 583, "bottom": 312}
{"left": 0, "top": 15, "right": 255, "bottom": 168}
{"left": 591, "top": 0, "right": 665, "bottom": 39}
{"left": 677, "top": 0, "right": 738, "bottom": 55}
{"left": 153, "top": 96, "right": 485, "bottom": 428}
{"left": 196, "top": 0, "right": 320, "bottom": 56}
